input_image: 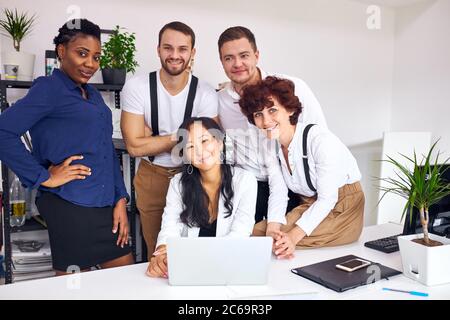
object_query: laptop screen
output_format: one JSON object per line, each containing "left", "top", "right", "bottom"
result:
{"left": 167, "top": 237, "right": 273, "bottom": 286}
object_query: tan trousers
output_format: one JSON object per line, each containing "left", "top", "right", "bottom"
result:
{"left": 253, "top": 182, "right": 365, "bottom": 248}
{"left": 134, "top": 160, "right": 181, "bottom": 260}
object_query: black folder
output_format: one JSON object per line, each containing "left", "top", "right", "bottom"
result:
{"left": 291, "top": 254, "right": 401, "bottom": 293}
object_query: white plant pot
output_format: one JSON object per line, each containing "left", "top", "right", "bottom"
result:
{"left": 1, "top": 51, "right": 36, "bottom": 81}
{"left": 398, "top": 233, "right": 450, "bottom": 286}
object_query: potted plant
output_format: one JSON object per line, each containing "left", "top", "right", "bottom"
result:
{"left": 378, "top": 140, "right": 450, "bottom": 286}
{"left": 100, "top": 25, "right": 138, "bottom": 85}
{"left": 0, "top": 8, "right": 36, "bottom": 81}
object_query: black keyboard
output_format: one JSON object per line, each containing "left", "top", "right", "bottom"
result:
{"left": 364, "top": 234, "right": 402, "bottom": 253}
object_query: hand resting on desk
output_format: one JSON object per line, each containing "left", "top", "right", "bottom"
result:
{"left": 146, "top": 245, "right": 168, "bottom": 278}
{"left": 266, "top": 223, "right": 307, "bottom": 260}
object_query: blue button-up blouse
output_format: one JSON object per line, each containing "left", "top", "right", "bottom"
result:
{"left": 0, "top": 69, "right": 129, "bottom": 207}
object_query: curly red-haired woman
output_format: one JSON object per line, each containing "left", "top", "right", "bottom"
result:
{"left": 239, "top": 77, "right": 364, "bottom": 259}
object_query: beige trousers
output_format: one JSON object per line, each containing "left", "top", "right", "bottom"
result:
{"left": 134, "top": 160, "right": 181, "bottom": 260}
{"left": 253, "top": 182, "right": 365, "bottom": 248}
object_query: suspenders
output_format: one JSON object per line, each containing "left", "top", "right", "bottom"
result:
{"left": 149, "top": 71, "right": 159, "bottom": 139}
{"left": 302, "top": 124, "right": 317, "bottom": 193}
{"left": 148, "top": 71, "right": 198, "bottom": 162}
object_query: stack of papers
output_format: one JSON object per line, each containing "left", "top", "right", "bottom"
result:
{"left": 11, "top": 230, "right": 55, "bottom": 282}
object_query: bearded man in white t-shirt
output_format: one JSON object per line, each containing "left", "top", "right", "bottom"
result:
{"left": 121, "top": 22, "right": 218, "bottom": 258}
{"left": 217, "top": 26, "right": 326, "bottom": 239}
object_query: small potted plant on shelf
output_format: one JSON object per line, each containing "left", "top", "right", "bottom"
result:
{"left": 0, "top": 8, "right": 37, "bottom": 81}
{"left": 100, "top": 25, "right": 138, "bottom": 85}
{"left": 378, "top": 140, "right": 450, "bottom": 286}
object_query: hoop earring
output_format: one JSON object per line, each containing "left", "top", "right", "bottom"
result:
{"left": 187, "top": 164, "right": 194, "bottom": 175}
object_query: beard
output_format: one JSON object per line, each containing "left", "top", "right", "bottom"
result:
{"left": 160, "top": 57, "right": 190, "bottom": 76}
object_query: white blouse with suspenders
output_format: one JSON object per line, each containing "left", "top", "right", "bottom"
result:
{"left": 276, "top": 123, "right": 362, "bottom": 236}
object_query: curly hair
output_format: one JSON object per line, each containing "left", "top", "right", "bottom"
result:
{"left": 53, "top": 19, "right": 101, "bottom": 59}
{"left": 239, "top": 76, "right": 302, "bottom": 125}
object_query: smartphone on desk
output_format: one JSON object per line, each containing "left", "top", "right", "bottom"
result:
{"left": 335, "top": 258, "right": 371, "bottom": 272}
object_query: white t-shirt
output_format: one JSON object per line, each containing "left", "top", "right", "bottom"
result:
{"left": 121, "top": 70, "right": 218, "bottom": 167}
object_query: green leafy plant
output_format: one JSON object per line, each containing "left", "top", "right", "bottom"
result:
{"left": 0, "top": 8, "right": 36, "bottom": 52}
{"left": 100, "top": 25, "right": 138, "bottom": 73}
{"left": 377, "top": 140, "right": 450, "bottom": 245}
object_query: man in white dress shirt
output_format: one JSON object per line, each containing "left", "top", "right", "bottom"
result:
{"left": 217, "top": 26, "right": 327, "bottom": 237}
{"left": 121, "top": 22, "right": 218, "bottom": 258}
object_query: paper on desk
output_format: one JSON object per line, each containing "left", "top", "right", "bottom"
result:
{"left": 225, "top": 286, "right": 319, "bottom": 300}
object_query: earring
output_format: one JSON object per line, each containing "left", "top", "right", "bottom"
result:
{"left": 187, "top": 164, "right": 194, "bottom": 175}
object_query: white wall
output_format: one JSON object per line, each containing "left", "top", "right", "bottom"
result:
{"left": 391, "top": 0, "right": 450, "bottom": 154}
{"left": 1, "top": 0, "right": 395, "bottom": 142}
{"left": 0, "top": 0, "right": 399, "bottom": 225}
{"left": 376, "top": 131, "right": 431, "bottom": 225}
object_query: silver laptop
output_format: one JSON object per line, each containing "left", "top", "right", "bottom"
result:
{"left": 167, "top": 237, "right": 272, "bottom": 286}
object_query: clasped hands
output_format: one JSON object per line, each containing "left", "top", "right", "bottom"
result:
{"left": 146, "top": 245, "right": 168, "bottom": 278}
{"left": 266, "top": 222, "right": 306, "bottom": 260}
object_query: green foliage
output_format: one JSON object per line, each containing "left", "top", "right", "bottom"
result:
{"left": 100, "top": 25, "right": 138, "bottom": 73}
{"left": 377, "top": 140, "right": 450, "bottom": 226}
{"left": 0, "top": 8, "right": 36, "bottom": 52}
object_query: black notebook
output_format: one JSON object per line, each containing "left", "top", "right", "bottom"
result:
{"left": 291, "top": 254, "right": 401, "bottom": 293}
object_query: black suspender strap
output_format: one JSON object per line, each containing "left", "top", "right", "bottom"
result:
{"left": 302, "top": 124, "right": 317, "bottom": 193}
{"left": 148, "top": 71, "right": 159, "bottom": 162}
{"left": 184, "top": 75, "right": 198, "bottom": 119}
{"left": 148, "top": 72, "right": 198, "bottom": 162}
{"left": 149, "top": 71, "right": 159, "bottom": 135}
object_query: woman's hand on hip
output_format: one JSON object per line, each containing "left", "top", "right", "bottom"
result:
{"left": 113, "top": 198, "right": 129, "bottom": 248}
{"left": 41, "top": 155, "right": 91, "bottom": 188}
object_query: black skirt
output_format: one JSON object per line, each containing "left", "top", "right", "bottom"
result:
{"left": 36, "top": 191, "right": 131, "bottom": 272}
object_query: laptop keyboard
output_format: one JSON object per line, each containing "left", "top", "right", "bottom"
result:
{"left": 364, "top": 234, "right": 401, "bottom": 253}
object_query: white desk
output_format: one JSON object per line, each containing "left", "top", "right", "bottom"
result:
{"left": 1, "top": 223, "right": 449, "bottom": 300}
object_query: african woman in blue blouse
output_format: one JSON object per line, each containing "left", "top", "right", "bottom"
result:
{"left": 0, "top": 19, "right": 134, "bottom": 274}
